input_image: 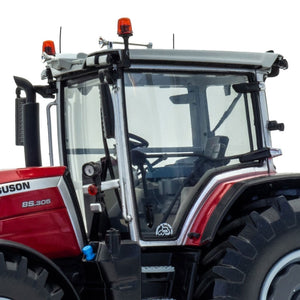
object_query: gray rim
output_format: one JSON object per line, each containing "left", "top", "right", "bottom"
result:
{"left": 260, "top": 250, "right": 300, "bottom": 300}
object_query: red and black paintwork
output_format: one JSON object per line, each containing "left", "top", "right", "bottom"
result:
{"left": 184, "top": 172, "right": 269, "bottom": 246}
{"left": 0, "top": 166, "right": 85, "bottom": 259}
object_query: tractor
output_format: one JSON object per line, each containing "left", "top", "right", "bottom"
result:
{"left": 0, "top": 18, "right": 297, "bottom": 299}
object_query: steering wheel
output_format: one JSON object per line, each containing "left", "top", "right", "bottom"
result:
{"left": 128, "top": 133, "right": 149, "bottom": 150}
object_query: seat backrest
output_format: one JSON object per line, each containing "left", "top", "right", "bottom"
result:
{"left": 204, "top": 136, "right": 229, "bottom": 159}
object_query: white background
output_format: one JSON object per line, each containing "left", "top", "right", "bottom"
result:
{"left": 0, "top": 0, "right": 298, "bottom": 172}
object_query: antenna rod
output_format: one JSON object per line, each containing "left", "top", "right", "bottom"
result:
{"left": 59, "top": 26, "right": 62, "bottom": 53}
{"left": 173, "top": 33, "right": 175, "bottom": 49}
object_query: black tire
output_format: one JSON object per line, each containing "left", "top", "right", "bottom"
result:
{"left": 0, "top": 251, "right": 64, "bottom": 300}
{"left": 194, "top": 195, "right": 300, "bottom": 300}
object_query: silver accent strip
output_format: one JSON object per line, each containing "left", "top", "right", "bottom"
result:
{"left": 112, "top": 82, "right": 132, "bottom": 222}
{"left": 259, "top": 82, "right": 266, "bottom": 91}
{"left": 57, "top": 177, "right": 85, "bottom": 250}
{"left": 129, "top": 64, "right": 254, "bottom": 74}
{"left": 82, "top": 179, "right": 120, "bottom": 195}
{"left": 112, "top": 79, "right": 139, "bottom": 239}
{"left": 0, "top": 176, "right": 60, "bottom": 197}
{"left": 46, "top": 99, "right": 57, "bottom": 166}
{"left": 56, "top": 79, "right": 65, "bottom": 166}
{"left": 256, "top": 71, "right": 276, "bottom": 172}
{"left": 270, "top": 148, "right": 282, "bottom": 158}
{"left": 101, "top": 179, "right": 120, "bottom": 191}
{"left": 142, "top": 266, "right": 175, "bottom": 273}
{"left": 90, "top": 203, "right": 103, "bottom": 213}
{"left": 256, "top": 71, "right": 272, "bottom": 148}
{"left": 139, "top": 240, "right": 178, "bottom": 247}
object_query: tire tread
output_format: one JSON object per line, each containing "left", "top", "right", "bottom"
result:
{"left": 195, "top": 195, "right": 300, "bottom": 299}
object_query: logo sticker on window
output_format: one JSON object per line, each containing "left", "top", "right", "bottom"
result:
{"left": 156, "top": 223, "right": 173, "bottom": 237}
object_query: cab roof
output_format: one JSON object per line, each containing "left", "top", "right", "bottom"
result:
{"left": 127, "top": 49, "right": 281, "bottom": 69}
{"left": 42, "top": 48, "right": 286, "bottom": 79}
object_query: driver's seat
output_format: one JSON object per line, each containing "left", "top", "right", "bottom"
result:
{"left": 204, "top": 135, "right": 229, "bottom": 159}
{"left": 187, "top": 135, "right": 229, "bottom": 186}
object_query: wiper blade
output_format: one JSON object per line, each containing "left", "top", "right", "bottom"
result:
{"left": 212, "top": 93, "right": 242, "bottom": 134}
{"left": 239, "top": 148, "right": 282, "bottom": 163}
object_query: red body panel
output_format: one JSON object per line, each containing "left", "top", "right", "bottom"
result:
{"left": 0, "top": 166, "right": 66, "bottom": 183}
{"left": 0, "top": 166, "right": 82, "bottom": 258}
{"left": 185, "top": 181, "right": 235, "bottom": 246}
{"left": 185, "top": 172, "right": 269, "bottom": 246}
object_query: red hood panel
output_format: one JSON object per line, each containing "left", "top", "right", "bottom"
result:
{"left": 0, "top": 166, "right": 66, "bottom": 184}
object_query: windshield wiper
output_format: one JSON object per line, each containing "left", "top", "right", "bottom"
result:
{"left": 212, "top": 82, "right": 261, "bottom": 134}
{"left": 212, "top": 93, "right": 243, "bottom": 134}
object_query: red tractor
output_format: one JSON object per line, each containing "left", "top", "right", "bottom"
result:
{"left": 0, "top": 18, "right": 296, "bottom": 299}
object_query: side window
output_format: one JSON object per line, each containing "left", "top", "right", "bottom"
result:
{"left": 206, "top": 85, "right": 257, "bottom": 156}
{"left": 64, "top": 79, "right": 122, "bottom": 235}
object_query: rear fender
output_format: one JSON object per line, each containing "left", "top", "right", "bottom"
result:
{"left": 194, "top": 174, "right": 300, "bottom": 245}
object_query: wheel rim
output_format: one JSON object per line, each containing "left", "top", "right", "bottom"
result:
{"left": 260, "top": 250, "right": 300, "bottom": 300}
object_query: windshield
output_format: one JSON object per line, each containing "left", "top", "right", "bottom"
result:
{"left": 124, "top": 71, "right": 260, "bottom": 240}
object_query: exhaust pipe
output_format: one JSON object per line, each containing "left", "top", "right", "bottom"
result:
{"left": 14, "top": 76, "right": 42, "bottom": 167}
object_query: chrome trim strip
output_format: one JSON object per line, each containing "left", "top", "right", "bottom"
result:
{"left": 128, "top": 64, "right": 255, "bottom": 74}
{"left": 112, "top": 78, "right": 140, "bottom": 241}
{"left": 46, "top": 99, "right": 57, "bottom": 166}
{"left": 56, "top": 79, "right": 65, "bottom": 166}
{"left": 82, "top": 179, "right": 120, "bottom": 194}
{"left": 58, "top": 177, "right": 84, "bottom": 249}
{"left": 256, "top": 71, "right": 271, "bottom": 148}
{"left": 101, "top": 179, "right": 120, "bottom": 191}
{"left": 112, "top": 81, "right": 132, "bottom": 222}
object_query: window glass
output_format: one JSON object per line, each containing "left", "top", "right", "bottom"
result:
{"left": 124, "top": 72, "right": 257, "bottom": 240}
{"left": 64, "top": 79, "right": 121, "bottom": 233}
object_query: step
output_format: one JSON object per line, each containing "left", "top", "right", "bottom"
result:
{"left": 142, "top": 266, "right": 175, "bottom": 274}
{"left": 142, "top": 265, "right": 175, "bottom": 299}
{"left": 142, "top": 298, "right": 175, "bottom": 300}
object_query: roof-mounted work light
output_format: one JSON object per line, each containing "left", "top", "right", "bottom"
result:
{"left": 42, "top": 40, "right": 56, "bottom": 56}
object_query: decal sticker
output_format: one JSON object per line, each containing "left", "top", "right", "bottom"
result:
{"left": 22, "top": 199, "right": 51, "bottom": 208}
{"left": 156, "top": 223, "right": 173, "bottom": 237}
{"left": 0, "top": 177, "right": 60, "bottom": 197}
{"left": 0, "top": 182, "right": 30, "bottom": 195}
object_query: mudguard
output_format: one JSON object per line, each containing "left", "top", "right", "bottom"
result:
{"left": 200, "top": 174, "right": 300, "bottom": 244}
